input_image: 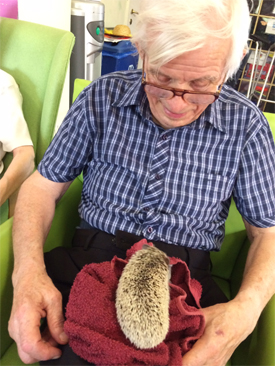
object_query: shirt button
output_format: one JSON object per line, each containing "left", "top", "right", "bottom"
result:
{"left": 147, "top": 227, "right": 153, "bottom": 233}
{"left": 161, "top": 134, "right": 168, "bottom": 141}
{"left": 143, "top": 207, "right": 150, "bottom": 211}
{"left": 155, "top": 174, "right": 161, "bottom": 180}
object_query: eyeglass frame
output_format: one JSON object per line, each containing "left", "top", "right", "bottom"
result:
{"left": 141, "top": 56, "right": 225, "bottom": 103}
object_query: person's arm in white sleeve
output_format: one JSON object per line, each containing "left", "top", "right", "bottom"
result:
{"left": 0, "top": 145, "right": 35, "bottom": 212}
{"left": 0, "top": 70, "right": 35, "bottom": 214}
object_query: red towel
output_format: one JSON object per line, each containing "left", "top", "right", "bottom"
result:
{"left": 64, "top": 240, "right": 205, "bottom": 365}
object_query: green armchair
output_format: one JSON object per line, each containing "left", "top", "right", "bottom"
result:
{"left": 0, "top": 17, "right": 75, "bottom": 365}
{"left": 0, "top": 72, "right": 274, "bottom": 365}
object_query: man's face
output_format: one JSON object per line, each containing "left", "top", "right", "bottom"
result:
{"left": 144, "top": 40, "right": 230, "bottom": 129}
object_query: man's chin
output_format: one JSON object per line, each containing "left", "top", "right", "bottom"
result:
{"left": 153, "top": 114, "right": 194, "bottom": 129}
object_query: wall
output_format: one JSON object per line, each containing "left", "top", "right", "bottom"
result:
{"left": 18, "top": 0, "right": 70, "bottom": 29}
{"left": 101, "top": 0, "right": 130, "bottom": 28}
{"left": 0, "top": 0, "right": 133, "bottom": 28}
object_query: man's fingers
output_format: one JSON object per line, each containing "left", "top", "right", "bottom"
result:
{"left": 182, "top": 302, "right": 250, "bottom": 366}
{"left": 182, "top": 335, "right": 210, "bottom": 366}
{"left": 46, "top": 291, "right": 69, "bottom": 345}
{"left": 8, "top": 290, "right": 65, "bottom": 363}
{"left": 15, "top": 317, "right": 62, "bottom": 364}
{"left": 17, "top": 339, "right": 62, "bottom": 364}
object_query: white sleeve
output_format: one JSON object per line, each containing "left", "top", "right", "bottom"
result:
{"left": 0, "top": 73, "right": 33, "bottom": 153}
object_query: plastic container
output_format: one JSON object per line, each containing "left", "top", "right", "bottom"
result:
{"left": 101, "top": 41, "right": 139, "bottom": 75}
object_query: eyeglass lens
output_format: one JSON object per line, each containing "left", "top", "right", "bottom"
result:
{"left": 144, "top": 84, "right": 216, "bottom": 104}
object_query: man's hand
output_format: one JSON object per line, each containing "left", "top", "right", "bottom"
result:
{"left": 182, "top": 299, "right": 257, "bottom": 366}
{"left": 8, "top": 267, "right": 68, "bottom": 364}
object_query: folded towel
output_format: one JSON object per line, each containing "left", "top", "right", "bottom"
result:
{"left": 64, "top": 239, "right": 205, "bottom": 365}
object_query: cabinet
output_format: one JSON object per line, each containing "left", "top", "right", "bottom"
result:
{"left": 237, "top": 0, "right": 275, "bottom": 112}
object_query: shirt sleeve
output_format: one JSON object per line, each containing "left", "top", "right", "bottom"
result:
{"left": 0, "top": 76, "right": 33, "bottom": 152}
{"left": 38, "top": 88, "right": 94, "bottom": 182}
{"left": 232, "top": 114, "right": 275, "bottom": 228}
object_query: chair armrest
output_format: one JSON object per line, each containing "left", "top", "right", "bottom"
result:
{"left": 44, "top": 177, "right": 82, "bottom": 252}
{"left": 211, "top": 200, "right": 247, "bottom": 281}
{"left": 230, "top": 237, "right": 275, "bottom": 365}
{"left": 234, "top": 293, "right": 275, "bottom": 365}
{"left": 247, "top": 294, "right": 275, "bottom": 365}
{"left": 0, "top": 218, "right": 15, "bottom": 357}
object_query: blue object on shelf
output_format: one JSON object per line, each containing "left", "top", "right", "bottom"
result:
{"left": 101, "top": 41, "right": 139, "bottom": 76}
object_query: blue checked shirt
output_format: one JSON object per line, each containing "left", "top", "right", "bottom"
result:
{"left": 38, "top": 70, "right": 275, "bottom": 251}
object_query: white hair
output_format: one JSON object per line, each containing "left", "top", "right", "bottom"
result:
{"left": 132, "top": 0, "right": 251, "bottom": 80}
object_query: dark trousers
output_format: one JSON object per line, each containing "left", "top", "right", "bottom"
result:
{"left": 41, "top": 222, "right": 228, "bottom": 365}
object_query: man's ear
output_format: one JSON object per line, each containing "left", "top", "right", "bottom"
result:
{"left": 242, "top": 48, "right": 248, "bottom": 60}
{"left": 134, "top": 42, "right": 144, "bottom": 59}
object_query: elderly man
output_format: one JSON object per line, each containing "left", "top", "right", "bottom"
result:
{"left": 8, "top": 0, "right": 275, "bottom": 365}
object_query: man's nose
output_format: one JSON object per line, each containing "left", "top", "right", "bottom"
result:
{"left": 165, "top": 94, "right": 190, "bottom": 112}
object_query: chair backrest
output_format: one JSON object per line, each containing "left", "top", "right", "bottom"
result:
{"left": 72, "top": 78, "right": 91, "bottom": 103}
{"left": 264, "top": 112, "right": 275, "bottom": 137}
{"left": 0, "top": 17, "right": 75, "bottom": 166}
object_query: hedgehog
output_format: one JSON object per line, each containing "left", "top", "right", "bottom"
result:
{"left": 115, "top": 244, "right": 171, "bottom": 349}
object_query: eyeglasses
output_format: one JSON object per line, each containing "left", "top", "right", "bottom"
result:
{"left": 141, "top": 58, "right": 224, "bottom": 105}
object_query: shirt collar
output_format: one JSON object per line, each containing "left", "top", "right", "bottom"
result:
{"left": 112, "top": 75, "right": 144, "bottom": 108}
{"left": 192, "top": 100, "right": 227, "bottom": 133}
{"left": 111, "top": 74, "right": 152, "bottom": 120}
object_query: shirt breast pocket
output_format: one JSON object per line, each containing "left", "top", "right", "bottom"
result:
{"left": 177, "top": 168, "right": 233, "bottom": 222}
{"left": 85, "top": 159, "right": 142, "bottom": 210}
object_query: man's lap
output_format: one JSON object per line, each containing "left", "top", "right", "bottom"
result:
{"left": 41, "top": 226, "right": 228, "bottom": 365}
